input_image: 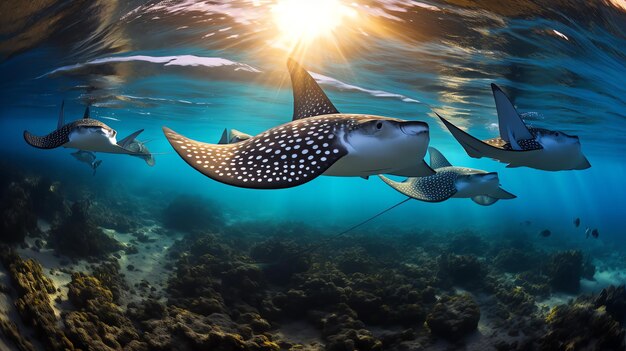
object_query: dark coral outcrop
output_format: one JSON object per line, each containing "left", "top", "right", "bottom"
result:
{"left": 0, "top": 182, "right": 38, "bottom": 244}
{"left": 437, "top": 253, "right": 486, "bottom": 289}
{"left": 48, "top": 201, "right": 123, "bottom": 259}
{"left": 595, "top": 285, "right": 626, "bottom": 325}
{"left": 547, "top": 250, "right": 583, "bottom": 293}
{"left": 426, "top": 293, "right": 481, "bottom": 341}
{"left": 64, "top": 272, "right": 147, "bottom": 350}
{"left": 0, "top": 249, "right": 75, "bottom": 350}
{"left": 541, "top": 302, "right": 625, "bottom": 350}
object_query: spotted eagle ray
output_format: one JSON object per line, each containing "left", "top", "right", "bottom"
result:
{"left": 379, "top": 147, "right": 516, "bottom": 205}
{"left": 24, "top": 102, "right": 146, "bottom": 156}
{"left": 163, "top": 59, "right": 434, "bottom": 189}
{"left": 438, "top": 83, "right": 591, "bottom": 171}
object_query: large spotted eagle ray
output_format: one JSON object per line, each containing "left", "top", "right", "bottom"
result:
{"left": 163, "top": 59, "right": 435, "bottom": 189}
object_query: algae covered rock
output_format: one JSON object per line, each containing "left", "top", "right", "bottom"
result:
{"left": 547, "top": 250, "right": 583, "bottom": 293}
{"left": 322, "top": 307, "right": 383, "bottom": 351}
{"left": 65, "top": 272, "right": 146, "bottom": 350}
{"left": 0, "top": 318, "right": 36, "bottom": 351}
{"left": 140, "top": 307, "right": 280, "bottom": 351}
{"left": 437, "top": 253, "right": 486, "bottom": 289}
{"left": 0, "top": 249, "right": 75, "bottom": 350}
{"left": 541, "top": 303, "right": 626, "bottom": 350}
{"left": 250, "top": 239, "right": 310, "bottom": 284}
{"left": 493, "top": 248, "right": 537, "bottom": 273}
{"left": 426, "top": 293, "right": 480, "bottom": 341}
{"left": 595, "top": 285, "right": 626, "bottom": 325}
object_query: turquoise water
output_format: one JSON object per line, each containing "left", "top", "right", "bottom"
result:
{"left": 1, "top": 0, "right": 625, "bottom": 239}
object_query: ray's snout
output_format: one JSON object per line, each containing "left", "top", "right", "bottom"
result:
{"left": 400, "top": 121, "right": 429, "bottom": 136}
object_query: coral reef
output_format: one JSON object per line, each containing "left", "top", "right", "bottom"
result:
{"left": 249, "top": 239, "right": 310, "bottom": 284}
{"left": 0, "top": 249, "right": 74, "bottom": 350}
{"left": 426, "top": 293, "right": 481, "bottom": 341}
{"left": 48, "top": 201, "right": 123, "bottom": 259}
{"left": 437, "top": 253, "right": 486, "bottom": 290}
{"left": 27, "top": 176, "right": 67, "bottom": 223}
{"left": 447, "top": 232, "right": 489, "bottom": 255}
{"left": 0, "top": 318, "right": 36, "bottom": 351}
{"left": 492, "top": 247, "right": 539, "bottom": 273}
{"left": 595, "top": 285, "right": 626, "bottom": 325}
{"left": 64, "top": 272, "right": 147, "bottom": 350}
{"left": 547, "top": 250, "right": 583, "bottom": 293}
{"left": 136, "top": 306, "right": 280, "bottom": 351}
{"left": 541, "top": 302, "right": 625, "bottom": 350}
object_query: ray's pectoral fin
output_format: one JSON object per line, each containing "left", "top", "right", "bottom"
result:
{"left": 488, "top": 187, "right": 517, "bottom": 199}
{"left": 287, "top": 58, "right": 339, "bottom": 120}
{"left": 428, "top": 147, "right": 452, "bottom": 169}
{"left": 437, "top": 113, "right": 541, "bottom": 163}
{"left": 117, "top": 129, "right": 144, "bottom": 148}
{"left": 378, "top": 174, "right": 455, "bottom": 202}
{"left": 491, "top": 83, "right": 534, "bottom": 143}
{"left": 437, "top": 113, "right": 491, "bottom": 158}
{"left": 23, "top": 129, "right": 68, "bottom": 149}
{"left": 163, "top": 127, "right": 347, "bottom": 189}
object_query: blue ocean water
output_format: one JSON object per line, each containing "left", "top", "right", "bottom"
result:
{"left": 0, "top": 1, "right": 625, "bottom": 245}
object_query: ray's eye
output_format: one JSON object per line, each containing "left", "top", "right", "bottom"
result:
{"left": 555, "top": 132, "right": 560, "bottom": 136}
{"left": 376, "top": 122, "right": 383, "bottom": 129}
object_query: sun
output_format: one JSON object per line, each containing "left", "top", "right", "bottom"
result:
{"left": 271, "top": 0, "right": 356, "bottom": 47}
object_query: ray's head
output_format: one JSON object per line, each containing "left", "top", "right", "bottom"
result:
{"left": 82, "top": 125, "right": 116, "bottom": 139}
{"left": 534, "top": 129, "right": 591, "bottom": 170}
{"left": 344, "top": 116, "right": 430, "bottom": 158}
{"left": 535, "top": 129, "right": 579, "bottom": 147}
{"left": 455, "top": 170, "right": 500, "bottom": 193}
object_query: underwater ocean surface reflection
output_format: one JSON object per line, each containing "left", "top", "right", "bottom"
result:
{"left": 1, "top": 0, "right": 626, "bottom": 350}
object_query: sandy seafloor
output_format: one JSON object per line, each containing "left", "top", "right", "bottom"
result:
{"left": 1, "top": 160, "right": 625, "bottom": 351}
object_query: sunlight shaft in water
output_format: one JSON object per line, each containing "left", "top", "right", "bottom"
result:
{"left": 271, "top": 0, "right": 357, "bottom": 54}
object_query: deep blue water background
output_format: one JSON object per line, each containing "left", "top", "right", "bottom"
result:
{"left": 0, "top": 0, "right": 625, "bottom": 248}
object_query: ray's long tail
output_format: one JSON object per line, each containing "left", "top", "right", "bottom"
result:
{"left": 255, "top": 197, "right": 412, "bottom": 266}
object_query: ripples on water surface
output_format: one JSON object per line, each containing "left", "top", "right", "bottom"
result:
{"left": 1, "top": 1, "right": 625, "bottom": 233}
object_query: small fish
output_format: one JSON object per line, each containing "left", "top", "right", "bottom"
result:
{"left": 574, "top": 217, "right": 580, "bottom": 227}
{"left": 539, "top": 229, "right": 551, "bottom": 237}
{"left": 591, "top": 229, "right": 599, "bottom": 239}
{"left": 585, "top": 227, "right": 591, "bottom": 238}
